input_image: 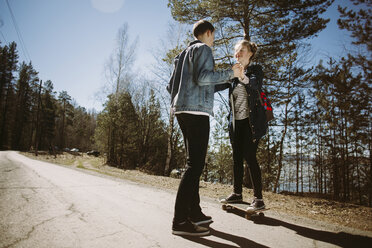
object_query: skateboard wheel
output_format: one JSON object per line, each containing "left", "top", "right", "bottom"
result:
{"left": 222, "top": 204, "right": 227, "bottom": 211}
{"left": 259, "top": 212, "right": 264, "bottom": 218}
{"left": 245, "top": 214, "right": 252, "bottom": 220}
{"left": 225, "top": 205, "right": 233, "bottom": 212}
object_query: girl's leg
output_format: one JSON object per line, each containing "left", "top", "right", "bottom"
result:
{"left": 232, "top": 119, "right": 246, "bottom": 195}
{"left": 244, "top": 125, "right": 263, "bottom": 199}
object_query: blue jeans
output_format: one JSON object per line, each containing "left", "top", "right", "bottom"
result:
{"left": 173, "top": 113, "right": 209, "bottom": 223}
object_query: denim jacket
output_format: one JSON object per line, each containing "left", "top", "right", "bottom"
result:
{"left": 216, "top": 64, "right": 267, "bottom": 141}
{"left": 167, "top": 40, "right": 234, "bottom": 116}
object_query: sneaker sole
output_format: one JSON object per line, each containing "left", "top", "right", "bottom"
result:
{"left": 172, "top": 230, "right": 210, "bottom": 236}
{"left": 191, "top": 219, "right": 213, "bottom": 226}
{"left": 247, "top": 206, "right": 266, "bottom": 211}
{"left": 220, "top": 199, "right": 243, "bottom": 204}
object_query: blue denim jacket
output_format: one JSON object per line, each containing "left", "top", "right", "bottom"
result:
{"left": 167, "top": 40, "right": 234, "bottom": 116}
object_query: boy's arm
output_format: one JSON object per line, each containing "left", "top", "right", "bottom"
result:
{"left": 193, "top": 45, "right": 234, "bottom": 86}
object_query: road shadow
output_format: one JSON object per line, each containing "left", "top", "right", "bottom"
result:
{"left": 226, "top": 208, "right": 372, "bottom": 248}
{"left": 183, "top": 227, "right": 269, "bottom": 248}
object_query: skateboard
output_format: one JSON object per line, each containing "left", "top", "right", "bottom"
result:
{"left": 220, "top": 201, "right": 269, "bottom": 220}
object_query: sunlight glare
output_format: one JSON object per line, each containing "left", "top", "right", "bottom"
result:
{"left": 91, "top": 0, "right": 125, "bottom": 13}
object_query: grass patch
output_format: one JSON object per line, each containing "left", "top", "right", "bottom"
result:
{"left": 76, "top": 160, "right": 85, "bottom": 169}
{"left": 64, "top": 159, "right": 77, "bottom": 166}
{"left": 85, "top": 157, "right": 105, "bottom": 168}
{"left": 21, "top": 152, "right": 104, "bottom": 169}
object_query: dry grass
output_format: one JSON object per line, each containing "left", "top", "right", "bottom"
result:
{"left": 22, "top": 152, "right": 372, "bottom": 232}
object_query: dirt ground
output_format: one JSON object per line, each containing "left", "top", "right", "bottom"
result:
{"left": 22, "top": 152, "right": 372, "bottom": 233}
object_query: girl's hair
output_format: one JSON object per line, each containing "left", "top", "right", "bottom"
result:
{"left": 235, "top": 40, "right": 258, "bottom": 62}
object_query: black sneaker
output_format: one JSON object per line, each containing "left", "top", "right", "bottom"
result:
{"left": 247, "top": 198, "right": 265, "bottom": 211}
{"left": 189, "top": 212, "right": 213, "bottom": 225}
{"left": 220, "top": 193, "right": 243, "bottom": 203}
{"left": 172, "top": 220, "right": 210, "bottom": 236}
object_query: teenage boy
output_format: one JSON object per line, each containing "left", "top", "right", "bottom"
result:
{"left": 167, "top": 20, "right": 243, "bottom": 236}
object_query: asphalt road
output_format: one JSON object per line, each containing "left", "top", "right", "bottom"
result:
{"left": 1, "top": 151, "right": 372, "bottom": 248}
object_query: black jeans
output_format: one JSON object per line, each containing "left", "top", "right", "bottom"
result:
{"left": 232, "top": 118, "right": 263, "bottom": 199}
{"left": 173, "top": 113, "right": 210, "bottom": 223}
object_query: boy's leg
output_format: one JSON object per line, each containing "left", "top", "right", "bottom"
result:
{"left": 190, "top": 179, "right": 201, "bottom": 215}
{"left": 187, "top": 114, "right": 209, "bottom": 217}
{"left": 173, "top": 114, "right": 209, "bottom": 223}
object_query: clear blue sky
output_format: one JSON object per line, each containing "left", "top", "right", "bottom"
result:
{"left": 0, "top": 0, "right": 353, "bottom": 111}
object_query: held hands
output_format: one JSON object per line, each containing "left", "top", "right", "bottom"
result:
{"left": 232, "top": 63, "right": 245, "bottom": 80}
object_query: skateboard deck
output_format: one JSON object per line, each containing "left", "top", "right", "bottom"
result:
{"left": 221, "top": 201, "right": 269, "bottom": 220}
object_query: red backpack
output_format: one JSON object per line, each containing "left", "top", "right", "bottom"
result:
{"left": 258, "top": 90, "right": 274, "bottom": 122}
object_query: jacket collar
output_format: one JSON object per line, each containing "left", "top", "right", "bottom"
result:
{"left": 188, "top": 40, "right": 203, "bottom": 46}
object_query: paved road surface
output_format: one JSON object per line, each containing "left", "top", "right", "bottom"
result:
{"left": 1, "top": 151, "right": 371, "bottom": 248}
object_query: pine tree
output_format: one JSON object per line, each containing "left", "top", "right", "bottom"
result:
{"left": 272, "top": 52, "right": 311, "bottom": 193}
{"left": 209, "top": 104, "right": 233, "bottom": 183}
{"left": 96, "top": 91, "right": 139, "bottom": 168}
{"left": 0, "top": 42, "right": 96, "bottom": 153}
{"left": 337, "top": 0, "right": 371, "bottom": 51}
{"left": 137, "top": 89, "right": 168, "bottom": 175}
{"left": 34, "top": 79, "right": 43, "bottom": 154}
{"left": 338, "top": 0, "right": 372, "bottom": 206}
{"left": 257, "top": 127, "right": 279, "bottom": 191}
{"left": 94, "top": 110, "right": 110, "bottom": 159}
{"left": 40, "top": 80, "right": 57, "bottom": 154}
{"left": 57, "top": 91, "right": 72, "bottom": 149}
{"left": 0, "top": 42, "right": 18, "bottom": 149}
{"left": 168, "top": 0, "right": 333, "bottom": 75}
{"left": 12, "top": 62, "right": 38, "bottom": 150}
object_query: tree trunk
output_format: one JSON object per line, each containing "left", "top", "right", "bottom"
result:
{"left": 267, "top": 128, "right": 271, "bottom": 174}
{"left": 332, "top": 122, "right": 339, "bottom": 200}
{"left": 164, "top": 112, "right": 174, "bottom": 176}
{"left": 35, "top": 80, "right": 42, "bottom": 156}
{"left": 318, "top": 124, "right": 324, "bottom": 194}
{"left": 273, "top": 103, "right": 288, "bottom": 193}
{"left": 344, "top": 114, "right": 350, "bottom": 201}
{"left": 300, "top": 141, "right": 303, "bottom": 194}
{"left": 0, "top": 83, "right": 12, "bottom": 149}
{"left": 295, "top": 110, "right": 299, "bottom": 194}
{"left": 340, "top": 111, "right": 347, "bottom": 201}
{"left": 354, "top": 141, "right": 362, "bottom": 204}
{"left": 369, "top": 121, "right": 372, "bottom": 207}
{"left": 308, "top": 154, "right": 311, "bottom": 192}
{"left": 61, "top": 100, "right": 66, "bottom": 149}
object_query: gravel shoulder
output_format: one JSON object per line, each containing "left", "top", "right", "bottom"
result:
{"left": 22, "top": 152, "right": 372, "bottom": 234}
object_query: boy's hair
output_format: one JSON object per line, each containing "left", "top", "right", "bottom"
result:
{"left": 193, "top": 20, "right": 215, "bottom": 38}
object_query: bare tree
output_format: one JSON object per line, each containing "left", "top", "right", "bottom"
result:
{"left": 149, "top": 21, "right": 190, "bottom": 176}
{"left": 99, "top": 23, "right": 138, "bottom": 98}
{"left": 95, "top": 23, "right": 138, "bottom": 166}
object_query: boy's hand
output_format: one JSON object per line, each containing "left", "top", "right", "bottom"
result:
{"left": 232, "top": 64, "right": 244, "bottom": 79}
